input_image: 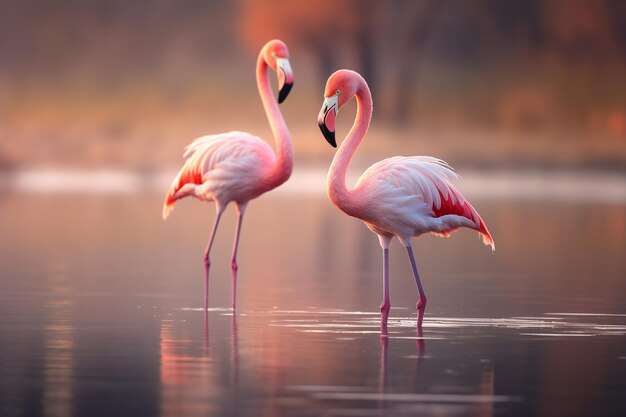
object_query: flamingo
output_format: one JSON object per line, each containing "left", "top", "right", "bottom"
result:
{"left": 317, "top": 70, "right": 494, "bottom": 328}
{"left": 163, "top": 40, "right": 294, "bottom": 311}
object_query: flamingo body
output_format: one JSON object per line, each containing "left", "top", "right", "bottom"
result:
{"left": 163, "top": 131, "right": 280, "bottom": 219}
{"left": 317, "top": 69, "right": 493, "bottom": 329}
{"left": 163, "top": 40, "right": 294, "bottom": 310}
{"left": 353, "top": 156, "right": 493, "bottom": 248}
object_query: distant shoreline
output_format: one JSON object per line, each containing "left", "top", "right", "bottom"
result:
{"left": 1, "top": 167, "right": 625, "bottom": 203}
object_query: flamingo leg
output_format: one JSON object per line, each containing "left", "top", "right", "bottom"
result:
{"left": 380, "top": 247, "right": 391, "bottom": 327}
{"left": 230, "top": 209, "right": 245, "bottom": 311}
{"left": 203, "top": 208, "right": 224, "bottom": 311}
{"left": 406, "top": 245, "right": 427, "bottom": 328}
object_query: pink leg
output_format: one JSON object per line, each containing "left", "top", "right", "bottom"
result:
{"left": 230, "top": 210, "right": 245, "bottom": 311}
{"left": 203, "top": 209, "right": 224, "bottom": 310}
{"left": 406, "top": 245, "right": 427, "bottom": 328}
{"left": 380, "top": 247, "right": 391, "bottom": 327}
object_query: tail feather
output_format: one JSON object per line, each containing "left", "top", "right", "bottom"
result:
{"left": 433, "top": 188, "right": 495, "bottom": 252}
{"left": 162, "top": 161, "right": 203, "bottom": 220}
{"left": 475, "top": 216, "right": 495, "bottom": 252}
{"left": 162, "top": 194, "right": 176, "bottom": 220}
{"left": 162, "top": 178, "right": 181, "bottom": 220}
{"left": 466, "top": 203, "right": 495, "bottom": 252}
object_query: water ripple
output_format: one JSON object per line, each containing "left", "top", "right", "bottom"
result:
{"left": 266, "top": 309, "right": 626, "bottom": 338}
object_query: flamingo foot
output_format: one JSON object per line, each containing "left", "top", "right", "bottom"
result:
{"left": 230, "top": 260, "right": 238, "bottom": 311}
{"left": 416, "top": 296, "right": 427, "bottom": 328}
{"left": 203, "top": 257, "right": 211, "bottom": 311}
{"left": 415, "top": 325, "right": 425, "bottom": 351}
{"left": 380, "top": 321, "right": 389, "bottom": 336}
{"left": 380, "top": 302, "right": 390, "bottom": 328}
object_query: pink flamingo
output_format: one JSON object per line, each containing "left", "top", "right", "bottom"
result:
{"left": 163, "top": 40, "right": 294, "bottom": 310}
{"left": 317, "top": 70, "right": 494, "bottom": 328}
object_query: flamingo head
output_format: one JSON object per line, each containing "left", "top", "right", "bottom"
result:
{"left": 263, "top": 40, "right": 294, "bottom": 104}
{"left": 317, "top": 70, "right": 362, "bottom": 148}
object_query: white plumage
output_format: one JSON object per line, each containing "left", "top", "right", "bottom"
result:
{"left": 163, "top": 132, "right": 276, "bottom": 219}
{"left": 355, "top": 156, "right": 493, "bottom": 249}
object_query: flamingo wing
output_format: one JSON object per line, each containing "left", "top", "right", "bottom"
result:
{"left": 163, "top": 131, "right": 275, "bottom": 219}
{"left": 356, "top": 156, "right": 494, "bottom": 250}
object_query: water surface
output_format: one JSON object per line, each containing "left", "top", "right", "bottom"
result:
{"left": 1, "top": 190, "right": 625, "bottom": 416}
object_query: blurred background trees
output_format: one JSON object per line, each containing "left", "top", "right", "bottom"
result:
{"left": 0, "top": 0, "right": 624, "bottom": 169}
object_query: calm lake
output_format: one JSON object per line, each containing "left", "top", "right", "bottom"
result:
{"left": 1, "top": 173, "right": 625, "bottom": 417}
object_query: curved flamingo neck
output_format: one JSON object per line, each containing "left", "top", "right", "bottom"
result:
{"left": 327, "top": 80, "right": 372, "bottom": 215}
{"left": 256, "top": 53, "right": 293, "bottom": 189}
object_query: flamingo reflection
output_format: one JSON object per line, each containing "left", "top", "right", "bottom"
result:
{"left": 43, "top": 272, "right": 74, "bottom": 417}
{"left": 159, "top": 311, "right": 241, "bottom": 417}
{"left": 202, "top": 312, "right": 239, "bottom": 385}
{"left": 378, "top": 323, "right": 426, "bottom": 414}
{"left": 159, "top": 319, "right": 215, "bottom": 417}
{"left": 230, "top": 314, "right": 239, "bottom": 386}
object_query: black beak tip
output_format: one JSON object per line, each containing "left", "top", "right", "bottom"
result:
{"left": 278, "top": 82, "right": 293, "bottom": 104}
{"left": 318, "top": 122, "right": 337, "bottom": 148}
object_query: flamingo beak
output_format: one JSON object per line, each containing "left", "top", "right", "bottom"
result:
{"left": 317, "top": 93, "right": 339, "bottom": 148}
{"left": 275, "top": 57, "right": 293, "bottom": 104}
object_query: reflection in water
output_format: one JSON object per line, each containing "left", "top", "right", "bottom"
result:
{"left": 1, "top": 194, "right": 625, "bottom": 417}
{"left": 159, "top": 313, "right": 240, "bottom": 417}
{"left": 378, "top": 332, "right": 389, "bottom": 415}
{"left": 380, "top": 325, "right": 425, "bottom": 390}
{"left": 43, "top": 265, "right": 73, "bottom": 417}
{"left": 268, "top": 308, "right": 626, "bottom": 415}
{"left": 378, "top": 326, "right": 428, "bottom": 415}
{"left": 270, "top": 310, "right": 626, "bottom": 337}
{"left": 228, "top": 314, "right": 239, "bottom": 386}
{"left": 159, "top": 319, "right": 216, "bottom": 417}
{"left": 270, "top": 309, "right": 526, "bottom": 416}
{"left": 477, "top": 368, "right": 495, "bottom": 417}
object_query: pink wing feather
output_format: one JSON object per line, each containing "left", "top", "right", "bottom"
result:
{"left": 162, "top": 135, "right": 224, "bottom": 219}
{"left": 162, "top": 131, "right": 272, "bottom": 219}
{"left": 417, "top": 158, "right": 494, "bottom": 250}
{"left": 357, "top": 156, "right": 494, "bottom": 250}
{"left": 432, "top": 187, "right": 494, "bottom": 250}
